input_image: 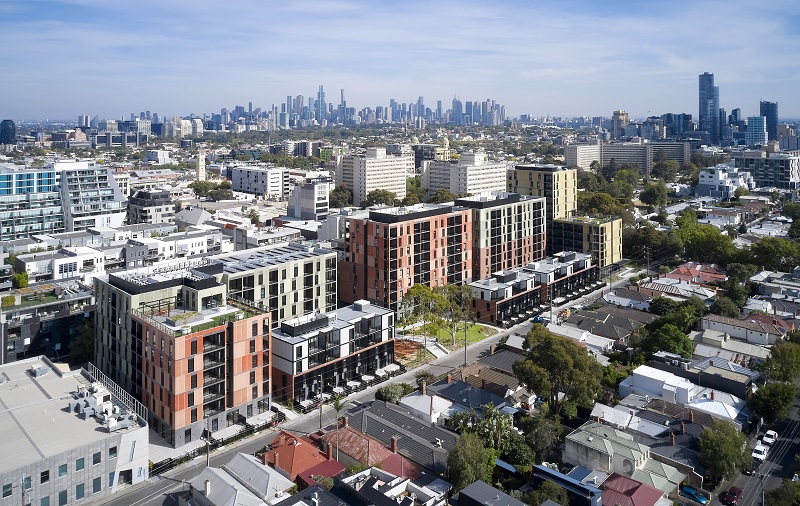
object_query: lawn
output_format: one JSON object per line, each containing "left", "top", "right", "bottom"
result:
{"left": 437, "top": 323, "right": 497, "bottom": 351}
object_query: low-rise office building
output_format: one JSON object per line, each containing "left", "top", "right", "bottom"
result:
{"left": 0, "top": 357, "right": 149, "bottom": 506}
{"left": 127, "top": 189, "right": 175, "bottom": 224}
{"left": 421, "top": 151, "right": 507, "bottom": 198}
{"left": 230, "top": 166, "right": 291, "bottom": 200}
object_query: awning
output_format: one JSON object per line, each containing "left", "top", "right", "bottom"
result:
{"left": 384, "top": 364, "right": 400, "bottom": 373}
{"left": 361, "top": 374, "right": 374, "bottom": 382}
{"left": 346, "top": 380, "right": 361, "bottom": 388}
{"left": 553, "top": 297, "right": 567, "bottom": 305}
{"left": 375, "top": 369, "right": 387, "bottom": 377}
{"left": 299, "top": 400, "right": 315, "bottom": 408}
{"left": 332, "top": 387, "right": 344, "bottom": 395}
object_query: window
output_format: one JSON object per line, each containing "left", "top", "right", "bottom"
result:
{"left": 252, "top": 355, "right": 258, "bottom": 368}
{"left": 41, "top": 498, "right": 50, "bottom": 506}
{"left": 92, "top": 477, "right": 101, "bottom": 494}
{"left": 108, "top": 473, "right": 115, "bottom": 488}
{"left": 190, "top": 340, "right": 197, "bottom": 355}
{"left": 41, "top": 471, "right": 50, "bottom": 484}
{"left": 129, "top": 441, "right": 136, "bottom": 462}
{"left": 109, "top": 446, "right": 117, "bottom": 460}
{"left": 252, "top": 323, "right": 258, "bottom": 337}
{"left": 188, "top": 392, "right": 194, "bottom": 407}
{"left": 250, "top": 339, "right": 256, "bottom": 353}
{"left": 188, "top": 358, "right": 194, "bottom": 373}
{"left": 2, "top": 484, "right": 11, "bottom": 498}
{"left": 191, "top": 374, "right": 197, "bottom": 389}
{"left": 58, "top": 490, "right": 67, "bottom": 506}
{"left": 252, "top": 385, "right": 258, "bottom": 399}
{"left": 92, "top": 452, "right": 101, "bottom": 465}
{"left": 185, "top": 429, "right": 192, "bottom": 443}
{"left": 58, "top": 464, "right": 67, "bottom": 478}
{"left": 23, "top": 476, "right": 31, "bottom": 490}
{"left": 76, "top": 483, "right": 85, "bottom": 500}
{"left": 75, "top": 457, "right": 84, "bottom": 471}
{"left": 191, "top": 408, "right": 198, "bottom": 423}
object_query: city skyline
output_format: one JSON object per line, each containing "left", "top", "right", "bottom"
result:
{"left": 1, "top": 0, "right": 799, "bottom": 121}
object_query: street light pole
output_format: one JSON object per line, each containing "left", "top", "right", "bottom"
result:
{"left": 318, "top": 372, "right": 324, "bottom": 430}
{"left": 205, "top": 414, "right": 210, "bottom": 468}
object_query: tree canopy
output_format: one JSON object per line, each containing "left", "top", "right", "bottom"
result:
{"left": 709, "top": 296, "right": 741, "bottom": 318}
{"left": 513, "top": 325, "right": 602, "bottom": 416}
{"left": 759, "top": 341, "right": 800, "bottom": 383}
{"left": 330, "top": 184, "right": 352, "bottom": 208}
{"left": 640, "top": 324, "right": 694, "bottom": 358}
{"left": 640, "top": 181, "right": 668, "bottom": 206}
{"left": 747, "top": 382, "right": 797, "bottom": 425}
{"left": 361, "top": 189, "right": 397, "bottom": 208}
{"left": 698, "top": 419, "right": 750, "bottom": 480}
{"left": 446, "top": 432, "right": 495, "bottom": 492}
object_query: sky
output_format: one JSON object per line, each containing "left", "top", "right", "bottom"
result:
{"left": 1, "top": 0, "right": 799, "bottom": 122}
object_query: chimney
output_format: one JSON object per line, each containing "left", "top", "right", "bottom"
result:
{"left": 343, "top": 416, "right": 349, "bottom": 428}
{"left": 670, "top": 431, "right": 675, "bottom": 446}
{"left": 274, "top": 452, "right": 279, "bottom": 470}
{"left": 709, "top": 360, "right": 714, "bottom": 368}
{"left": 430, "top": 395, "right": 434, "bottom": 416}
{"left": 680, "top": 421, "right": 685, "bottom": 434}
{"left": 390, "top": 436, "right": 398, "bottom": 454}
{"left": 711, "top": 390, "right": 715, "bottom": 401}
{"left": 312, "top": 492, "right": 320, "bottom": 506}
{"left": 689, "top": 410, "right": 694, "bottom": 423}
{"left": 421, "top": 380, "right": 427, "bottom": 396}
{"left": 481, "top": 379, "right": 487, "bottom": 391}
{"left": 446, "top": 374, "right": 452, "bottom": 383}
{"left": 204, "top": 479, "right": 211, "bottom": 496}
{"left": 326, "top": 443, "right": 333, "bottom": 460}
{"left": 489, "top": 345, "right": 496, "bottom": 355}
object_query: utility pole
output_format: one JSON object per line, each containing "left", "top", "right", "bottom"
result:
{"left": 549, "top": 282, "right": 554, "bottom": 322}
{"left": 205, "top": 414, "right": 210, "bottom": 468}
{"left": 318, "top": 372, "right": 324, "bottom": 430}
{"left": 643, "top": 246, "right": 651, "bottom": 276}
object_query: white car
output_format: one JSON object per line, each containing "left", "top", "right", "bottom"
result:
{"left": 752, "top": 444, "right": 768, "bottom": 462}
{"left": 762, "top": 430, "right": 778, "bottom": 446}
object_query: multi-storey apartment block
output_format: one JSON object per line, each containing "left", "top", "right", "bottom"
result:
{"left": 230, "top": 166, "right": 291, "bottom": 200}
{"left": 95, "top": 261, "right": 271, "bottom": 447}
{"left": 455, "top": 191, "right": 546, "bottom": 280}
{"left": 271, "top": 300, "right": 394, "bottom": 406}
{"left": 0, "top": 160, "right": 126, "bottom": 241}
{"left": 127, "top": 189, "right": 175, "bottom": 224}
{"left": 339, "top": 203, "right": 472, "bottom": 309}
{"left": 735, "top": 150, "right": 800, "bottom": 190}
{"left": 421, "top": 151, "right": 507, "bottom": 199}
{"left": 335, "top": 147, "right": 414, "bottom": 205}
{"left": 509, "top": 164, "right": 578, "bottom": 221}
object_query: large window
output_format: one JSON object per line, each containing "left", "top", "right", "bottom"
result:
{"left": 92, "top": 452, "right": 101, "bottom": 465}
{"left": 76, "top": 483, "right": 85, "bottom": 500}
{"left": 58, "top": 464, "right": 67, "bottom": 478}
{"left": 76, "top": 458, "right": 84, "bottom": 471}
{"left": 108, "top": 447, "right": 117, "bottom": 460}
{"left": 40, "top": 471, "right": 49, "bottom": 484}
{"left": 2, "top": 484, "right": 11, "bottom": 498}
{"left": 92, "top": 477, "right": 101, "bottom": 494}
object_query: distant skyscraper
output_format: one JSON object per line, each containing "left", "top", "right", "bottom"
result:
{"left": 78, "top": 115, "right": 90, "bottom": 128}
{"left": 316, "top": 85, "right": 326, "bottom": 123}
{"left": 452, "top": 98, "right": 463, "bottom": 124}
{"left": 746, "top": 116, "right": 768, "bottom": 146}
{"left": 0, "top": 120, "right": 15, "bottom": 145}
{"left": 611, "top": 110, "right": 629, "bottom": 139}
{"left": 759, "top": 100, "right": 779, "bottom": 141}
{"left": 699, "top": 72, "right": 720, "bottom": 144}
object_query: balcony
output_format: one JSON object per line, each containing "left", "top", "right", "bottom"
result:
{"left": 203, "top": 374, "right": 225, "bottom": 387}
{"left": 203, "top": 389, "right": 225, "bottom": 404}
{"left": 203, "top": 355, "right": 224, "bottom": 369}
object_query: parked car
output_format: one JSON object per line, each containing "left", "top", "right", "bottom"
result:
{"left": 680, "top": 485, "right": 708, "bottom": 505}
{"left": 752, "top": 444, "right": 768, "bottom": 462}
{"left": 744, "top": 460, "right": 760, "bottom": 476}
{"left": 762, "top": 430, "right": 778, "bottom": 445}
{"left": 721, "top": 486, "right": 743, "bottom": 505}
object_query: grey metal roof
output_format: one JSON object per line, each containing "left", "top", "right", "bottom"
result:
{"left": 427, "top": 380, "right": 506, "bottom": 410}
{"left": 348, "top": 402, "right": 453, "bottom": 474}
{"left": 280, "top": 485, "right": 349, "bottom": 506}
{"left": 477, "top": 350, "right": 523, "bottom": 375}
{"left": 458, "top": 481, "right": 527, "bottom": 506}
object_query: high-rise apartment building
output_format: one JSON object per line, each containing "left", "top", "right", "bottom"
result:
{"left": 745, "top": 116, "right": 768, "bottom": 146}
{"left": 699, "top": 72, "right": 720, "bottom": 144}
{"left": 455, "top": 191, "right": 546, "bottom": 280}
{"left": 95, "top": 262, "right": 271, "bottom": 447}
{"left": 508, "top": 164, "right": 578, "bottom": 221}
{"left": 421, "top": 151, "right": 507, "bottom": 198}
{"left": 230, "top": 166, "right": 291, "bottom": 200}
{"left": 127, "top": 189, "right": 175, "bottom": 224}
{"left": 508, "top": 164, "right": 622, "bottom": 268}
{"left": 565, "top": 142, "right": 691, "bottom": 173}
{"left": 271, "top": 300, "right": 395, "bottom": 405}
{"left": 735, "top": 151, "right": 800, "bottom": 189}
{"left": 759, "top": 101, "right": 779, "bottom": 141}
{"left": 611, "top": 110, "right": 629, "bottom": 140}
{"left": 287, "top": 178, "right": 331, "bottom": 221}
{"left": 339, "top": 203, "right": 473, "bottom": 309}
{"left": 335, "top": 147, "right": 413, "bottom": 205}
{"left": 0, "top": 160, "right": 126, "bottom": 241}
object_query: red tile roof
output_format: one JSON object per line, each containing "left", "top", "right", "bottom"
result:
{"left": 380, "top": 453, "right": 422, "bottom": 481}
{"left": 666, "top": 262, "right": 727, "bottom": 284}
{"left": 320, "top": 426, "right": 393, "bottom": 466}
{"left": 601, "top": 473, "right": 664, "bottom": 506}
{"left": 264, "top": 430, "right": 330, "bottom": 481}
{"left": 296, "top": 459, "right": 346, "bottom": 489}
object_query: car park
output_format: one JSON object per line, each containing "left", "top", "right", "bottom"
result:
{"left": 752, "top": 444, "right": 768, "bottom": 462}
{"left": 762, "top": 429, "right": 778, "bottom": 445}
{"left": 680, "top": 485, "right": 708, "bottom": 505}
{"left": 721, "top": 486, "right": 743, "bottom": 505}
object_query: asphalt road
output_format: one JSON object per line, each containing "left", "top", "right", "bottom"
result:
{"left": 90, "top": 270, "right": 638, "bottom": 506}
{"left": 710, "top": 382, "right": 800, "bottom": 506}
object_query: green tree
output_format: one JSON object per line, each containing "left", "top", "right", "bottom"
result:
{"left": 329, "top": 184, "right": 353, "bottom": 208}
{"left": 698, "top": 419, "right": 749, "bottom": 480}
{"left": 207, "top": 188, "right": 234, "bottom": 201}
{"left": 726, "top": 263, "right": 756, "bottom": 284}
{"left": 518, "top": 413, "right": 562, "bottom": 461}
{"left": 11, "top": 272, "right": 28, "bottom": 289}
{"left": 405, "top": 176, "right": 426, "bottom": 205}
{"left": 734, "top": 186, "right": 750, "bottom": 199}
{"left": 472, "top": 404, "right": 515, "bottom": 452}
{"left": 447, "top": 432, "right": 495, "bottom": 492}
{"left": 747, "top": 382, "right": 797, "bottom": 425}
{"left": 188, "top": 180, "right": 216, "bottom": 198}
{"left": 652, "top": 160, "right": 679, "bottom": 182}
{"left": 709, "top": 296, "right": 740, "bottom": 318}
{"left": 640, "top": 181, "right": 668, "bottom": 206}
{"left": 648, "top": 296, "right": 679, "bottom": 316}
{"left": 528, "top": 481, "right": 569, "bottom": 506}
{"left": 641, "top": 324, "right": 693, "bottom": 358}
{"left": 513, "top": 325, "right": 602, "bottom": 416}
{"left": 375, "top": 383, "right": 415, "bottom": 403}
{"left": 69, "top": 320, "right": 94, "bottom": 365}
{"left": 247, "top": 208, "right": 260, "bottom": 225}
{"left": 789, "top": 220, "right": 800, "bottom": 239}
{"left": 759, "top": 341, "right": 800, "bottom": 382}
{"left": 500, "top": 432, "right": 536, "bottom": 471}
{"left": 434, "top": 284, "right": 473, "bottom": 346}
{"left": 783, "top": 202, "right": 800, "bottom": 220}
{"left": 361, "top": 189, "right": 397, "bottom": 207}
{"left": 751, "top": 237, "right": 800, "bottom": 271}
{"left": 764, "top": 481, "right": 800, "bottom": 506}
{"left": 614, "top": 169, "right": 639, "bottom": 188}
{"left": 429, "top": 188, "right": 457, "bottom": 204}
